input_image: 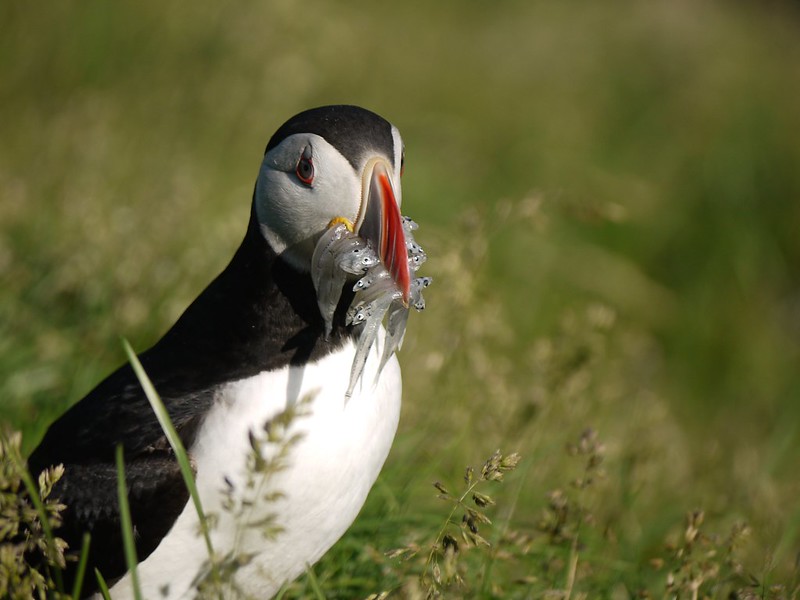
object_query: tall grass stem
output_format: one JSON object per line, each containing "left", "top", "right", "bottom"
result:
{"left": 115, "top": 444, "right": 143, "bottom": 600}
{"left": 94, "top": 568, "right": 112, "bottom": 600}
{"left": 71, "top": 533, "right": 91, "bottom": 600}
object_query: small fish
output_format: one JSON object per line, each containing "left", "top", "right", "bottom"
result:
{"left": 378, "top": 301, "right": 409, "bottom": 375}
{"left": 332, "top": 236, "right": 380, "bottom": 275}
{"left": 410, "top": 276, "right": 432, "bottom": 311}
{"left": 346, "top": 291, "right": 396, "bottom": 398}
{"left": 353, "top": 266, "right": 392, "bottom": 293}
{"left": 311, "top": 223, "right": 381, "bottom": 339}
{"left": 311, "top": 214, "right": 432, "bottom": 397}
{"left": 402, "top": 216, "right": 419, "bottom": 232}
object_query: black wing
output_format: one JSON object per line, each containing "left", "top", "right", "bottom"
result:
{"left": 27, "top": 359, "right": 216, "bottom": 596}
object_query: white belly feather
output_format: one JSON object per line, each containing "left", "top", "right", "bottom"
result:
{"left": 107, "top": 328, "right": 401, "bottom": 599}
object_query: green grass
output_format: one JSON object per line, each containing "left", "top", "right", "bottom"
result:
{"left": 114, "top": 445, "right": 142, "bottom": 600}
{"left": 2, "top": 0, "right": 800, "bottom": 597}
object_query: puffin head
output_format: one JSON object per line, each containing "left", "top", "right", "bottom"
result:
{"left": 254, "top": 105, "right": 410, "bottom": 301}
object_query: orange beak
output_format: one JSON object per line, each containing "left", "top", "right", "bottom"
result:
{"left": 357, "top": 160, "right": 410, "bottom": 306}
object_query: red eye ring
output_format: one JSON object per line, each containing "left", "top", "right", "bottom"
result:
{"left": 296, "top": 146, "right": 314, "bottom": 185}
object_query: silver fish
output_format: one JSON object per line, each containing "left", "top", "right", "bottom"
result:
{"left": 310, "top": 215, "right": 432, "bottom": 397}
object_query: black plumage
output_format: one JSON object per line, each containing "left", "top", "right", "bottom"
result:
{"left": 265, "top": 105, "right": 396, "bottom": 170}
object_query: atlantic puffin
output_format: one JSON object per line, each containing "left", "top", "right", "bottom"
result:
{"left": 27, "top": 105, "right": 418, "bottom": 598}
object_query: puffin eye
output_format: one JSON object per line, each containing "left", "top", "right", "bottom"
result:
{"left": 295, "top": 146, "right": 314, "bottom": 185}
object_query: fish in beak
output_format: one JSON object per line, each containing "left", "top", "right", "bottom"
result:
{"left": 356, "top": 158, "right": 411, "bottom": 306}
{"left": 310, "top": 153, "right": 430, "bottom": 396}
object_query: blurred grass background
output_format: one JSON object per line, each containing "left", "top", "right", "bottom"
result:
{"left": 2, "top": 0, "right": 800, "bottom": 596}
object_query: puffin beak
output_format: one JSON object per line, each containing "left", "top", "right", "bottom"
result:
{"left": 357, "top": 159, "right": 410, "bottom": 306}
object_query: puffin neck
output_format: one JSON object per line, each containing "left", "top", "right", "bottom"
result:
{"left": 227, "top": 203, "right": 358, "bottom": 356}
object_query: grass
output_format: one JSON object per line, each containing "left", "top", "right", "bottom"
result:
{"left": 0, "top": 430, "right": 66, "bottom": 598}
{"left": 2, "top": 0, "right": 800, "bottom": 597}
{"left": 114, "top": 445, "right": 142, "bottom": 600}
{"left": 71, "top": 534, "right": 91, "bottom": 600}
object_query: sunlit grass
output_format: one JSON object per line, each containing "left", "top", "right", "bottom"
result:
{"left": 0, "top": 430, "right": 67, "bottom": 598}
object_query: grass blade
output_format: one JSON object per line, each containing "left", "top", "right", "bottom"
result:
{"left": 122, "top": 339, "right": 219, "bottom": 578}
{"left": 304, "top": 563, "right": 326, "bottom": 600}
{"left": 115, "top": 444, "right": 142, "bottom": 600}
{"left": 71, "top": 532, "right": 91, "bottom": 600}
{"left": 94, "top": 568, "right": 112, "bottom": 600}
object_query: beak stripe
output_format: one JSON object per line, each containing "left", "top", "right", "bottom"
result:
{"left": 358, "top": 161, "right": 411, "bottom": 306}
{"left": 378, "top": 172, "right": 411, "bottom": 305}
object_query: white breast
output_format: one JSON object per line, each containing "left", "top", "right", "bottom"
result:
{"left": 107, "top": 329, "right": 401, "bottom": 599}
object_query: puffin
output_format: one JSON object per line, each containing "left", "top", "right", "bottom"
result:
{"left": 27, "top": 105, "right": 419, "bottom": 598}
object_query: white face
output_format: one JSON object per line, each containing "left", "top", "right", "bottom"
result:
{"left": 254, "top": 127, "right": 404, "bottom": 272}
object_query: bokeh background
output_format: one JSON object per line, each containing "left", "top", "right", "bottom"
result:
{"left": 2, "top": 1, "right": 799, "bottom": 596}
